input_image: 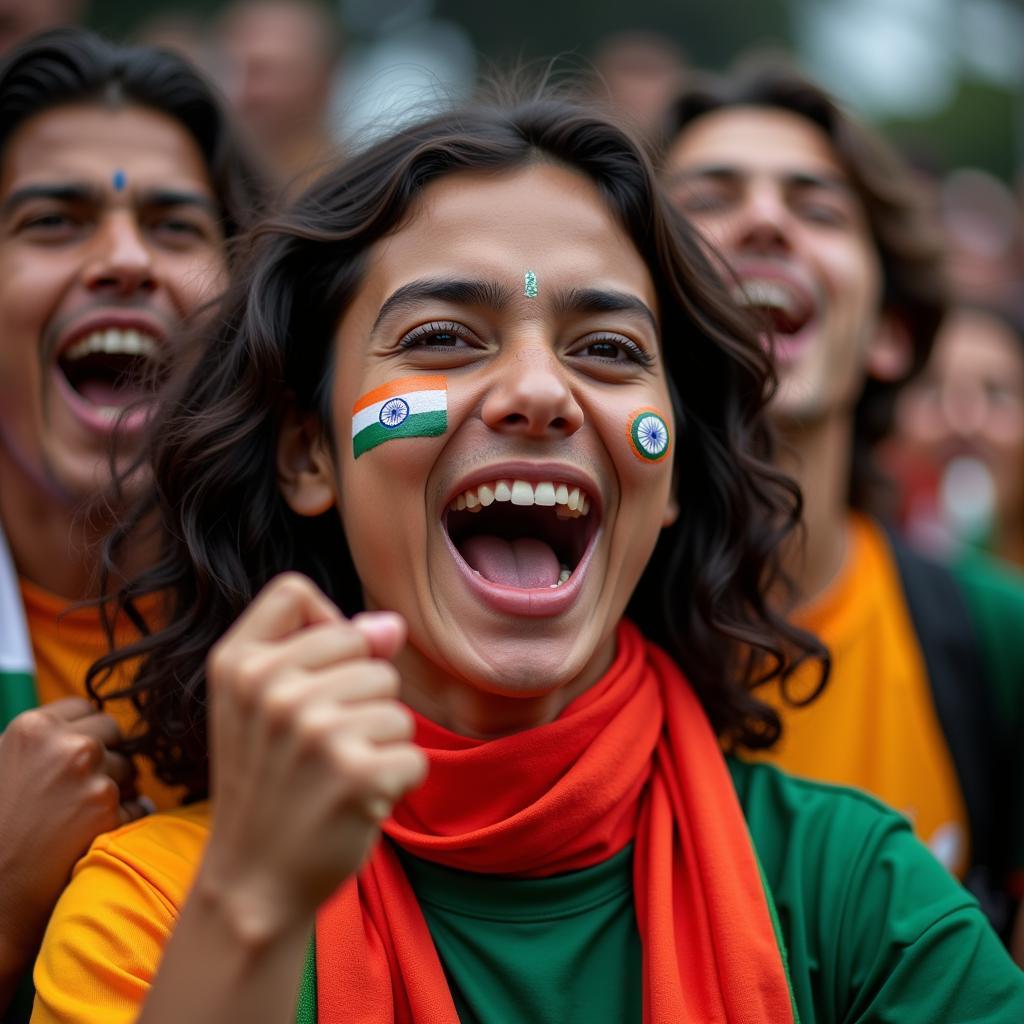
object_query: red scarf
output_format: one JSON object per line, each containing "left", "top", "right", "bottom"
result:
{"left": 315, "top": 620, "right": 794, "bottom": 1022}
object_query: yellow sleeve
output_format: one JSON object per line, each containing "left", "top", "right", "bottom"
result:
{"left": 30, "top": 807, "right": 208, "bottom": 1024}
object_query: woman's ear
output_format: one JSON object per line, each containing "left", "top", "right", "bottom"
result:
{"left": 662, "top": 493, "right": 680, "bottom": 529}
{"left": 277, "top": 406, "right": 338, "bottom": 516}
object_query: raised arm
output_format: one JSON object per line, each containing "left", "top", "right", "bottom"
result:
{"left": 31, "top": 575, "right": 426, "bottom": 1024}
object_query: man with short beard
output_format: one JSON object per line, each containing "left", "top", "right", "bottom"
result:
{"left": 0, "top": 29, "right": 265, "bottom": 1017}
{"left": 663, "top": 62, "right": 1024, "bottom": 954}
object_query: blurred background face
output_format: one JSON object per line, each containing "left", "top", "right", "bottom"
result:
{"left": 591, "top": 31, "right": 686, "bottom": 142}
{"left": 0, "top": 102, "right": 226, "bottom": 503}
{"left": 218, "top": 0, "right": 334, "bottom": 144}
{"left": 665, "top": 106, "right": 883, "bottom": 428}
{"left": 893, "top": 307, "right": 1024, "bottom": 552}
{"left": 0, "top": 0, "right": 83, "bottom": 57}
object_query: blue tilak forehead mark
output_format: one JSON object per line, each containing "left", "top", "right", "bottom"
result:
{"left": 112, "top": 170, "right": 126, "bottom": 192}
{"left": 524, "top": 270, "right": 538, "bottom": 299}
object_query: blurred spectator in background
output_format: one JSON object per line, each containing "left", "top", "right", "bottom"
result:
{"left": 0, "top": 28, "right": 265, "bottom": 1019}
{"left": 0, "top": 0, "right": 82, "bottom": 57}
{"left": 590, "top": 30, "right": 686, "bottom": 146}
{"left": 888, "top": 302, "right": 1024, "bottom": 568}
{"left": 215, "top": 0, "right": 342, "bottom": 192}
{"left": 940, "top": 169, "right": 1023, "bottom": 311}
{"left": 133, "top": 13, "right": 211, "bottom": 72}
{"left": 663, "top": 58, "right": 1024, "bottom": 957}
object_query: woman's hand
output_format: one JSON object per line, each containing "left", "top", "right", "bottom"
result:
{"left": 195, "top": 573, "right": 427, "bottom": 945}
{"left": 0, "top": 698, "right": 142, "bottom": 1000}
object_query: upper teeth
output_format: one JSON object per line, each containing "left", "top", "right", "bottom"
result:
{"left": 732, "top": 281, "right": 796, "bottom": 314}
{"left": 62, "top": 328, "right": 159, "bottom": 361}
{"left": 449, "top": 479, "right": 592, "bottom": 517}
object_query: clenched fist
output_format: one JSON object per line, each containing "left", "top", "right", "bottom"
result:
{"left": 194, "top": 574, "right": 427, "bottom": 944}
{"left": 0, "top": 697, "right": 143, "bottom": 995}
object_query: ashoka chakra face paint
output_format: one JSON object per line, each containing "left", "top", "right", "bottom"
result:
{"left": 628, "top": 408, "right": 671, "bottom": 463}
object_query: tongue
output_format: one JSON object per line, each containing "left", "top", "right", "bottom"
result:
{"left": 75, "top": 379, "right": 146, "bottom": 408}
{"left": 460, "top": 535, "right": 561, "bottom": 588}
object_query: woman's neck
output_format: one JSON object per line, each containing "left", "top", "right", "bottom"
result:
{"left": 394, "top": 633, "right": 618, "bottom": 739}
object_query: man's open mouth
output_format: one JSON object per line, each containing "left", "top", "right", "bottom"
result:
{"left": 732, "top": 279, "right": 815, "bottom": 341}
{"left": 56, "top": 327, "right": 168, "bottom": 417}
{"left": 444, "top": 478, "right": 598, "bottom": 591}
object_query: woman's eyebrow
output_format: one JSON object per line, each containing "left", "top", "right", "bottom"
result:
{"left": 553, "top": 286, "right": 658, "bottom": 332}
{"left": 372, "top": 277, "right": 518, "bottom": 334}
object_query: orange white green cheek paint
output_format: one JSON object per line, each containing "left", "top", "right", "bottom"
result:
{"left": 352, "top": 375, "right": 448, "bottom": 459}
{"left": 627, "top": 407, "right": 671, "bottom": 463}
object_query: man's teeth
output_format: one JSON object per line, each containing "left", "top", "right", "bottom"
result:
{"left": 62, "top": 328, "right": 159, "bottom": 361}
{"left": 449, "top": 479, "right": 591, "bottom": 517}
{"left": 732, "top": 281, "right": 796, "bottom": 314}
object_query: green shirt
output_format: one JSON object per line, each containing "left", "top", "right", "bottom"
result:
{"left": 355, "top": 758, "right": 1024, "bottom": 1024}
{"left": 953, "top": 548, "right": 1024, "bottom": 874}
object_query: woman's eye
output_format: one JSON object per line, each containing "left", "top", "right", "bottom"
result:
{"left": 398, "top": 321, "right": 475, "bottom": 349}
{"left": 587, "top": 340, "right": 626, "bottom": 359}
{"left": 576, "top": 335, "right": 653, "bottom": 366}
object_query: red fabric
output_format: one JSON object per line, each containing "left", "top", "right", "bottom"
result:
{"left": 316, "top": 620, "right": 794, "bottom": 1023}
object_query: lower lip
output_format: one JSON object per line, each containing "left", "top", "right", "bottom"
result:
{"left": 441, "top": 523, "right": 598, "bottom": 618}
{"left": 52, "top": 367, "right": 152, "bottom": 436}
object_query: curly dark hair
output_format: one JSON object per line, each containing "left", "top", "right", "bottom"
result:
{"left": 0, "top": 26, "right": 267, "bottom": 242}
{"left": 664, "top": 59, "right": 948, "bottom": 508}
{"left": 90, "top": 93, "right": 827, "bottom": 798}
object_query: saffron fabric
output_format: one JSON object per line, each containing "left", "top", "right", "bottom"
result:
{"left": 314, "top": 620, "right": 793, "bottom": 1023}
{"left": 19, "top": 578, "right": 183, "bottom": 810}
{"left": 748, "top": 514, "right": 971, "bottom": 875}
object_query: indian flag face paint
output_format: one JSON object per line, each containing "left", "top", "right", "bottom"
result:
{"left": 627, "top": 407, "right": 671, "bottom": 463}
{"left": 352, "top": 375, "right": 448, "bottom": 459}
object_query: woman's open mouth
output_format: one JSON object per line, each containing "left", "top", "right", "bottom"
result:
{"left": 442, "top": 476, "right": 600, "bottom": 616}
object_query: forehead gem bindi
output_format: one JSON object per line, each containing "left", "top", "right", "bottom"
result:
{"left": 523, "top": 270, "right": 538, "bottom": 299}
{"left": 112, "top": 169, "right": 127, "bottom": 192}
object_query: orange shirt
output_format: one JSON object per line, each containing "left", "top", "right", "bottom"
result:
{"left": 32, "top": 803, "right": 209, "bottom": 1024}
{"left": 749, "top": 515, "right": 970, "bottom": 877}
{"left": 20, "top": 578, "right": 184, "bottom": 811}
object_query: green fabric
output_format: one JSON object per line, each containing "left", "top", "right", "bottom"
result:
{"left": 294, "top": 936, "right": 316, "bottom": 1024}
{"left": 394, "top": 841, "right": 643, "bottom": 1024}
{"left": 300, "top": 759, "right": 1024, "bottom": 1023}
{"left": 952, "top": 548, "right": 1024, "bottom": 872}
{"left": 0, "top": 669, "right": 37, "bottom": 730}
{"left": 753, "top": 847, "right": 802, "bottom": 1024}
{"left": 730, "top": 757, "right": 1024, "bottom": 1023}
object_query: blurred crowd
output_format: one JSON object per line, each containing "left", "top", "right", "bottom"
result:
{"left": 4, "top": 2, "right": 1019, "bottom": 580}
